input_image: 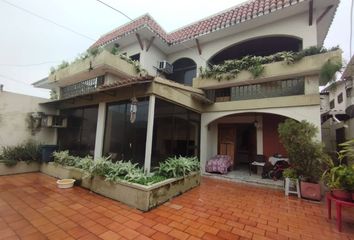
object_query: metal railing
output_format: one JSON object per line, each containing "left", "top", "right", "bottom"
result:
{"left": 205, "top": 78, "right": 305, "bottom": 102}
{"left": 60, "top": 76, "right": 105, "bottom": 99}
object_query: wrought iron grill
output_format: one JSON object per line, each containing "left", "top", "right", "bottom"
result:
{"left": 60, "top": 76, "right": 105, "bottom": 99}
{"left": 205, "top": 78, "right": 305, "bottom": 102}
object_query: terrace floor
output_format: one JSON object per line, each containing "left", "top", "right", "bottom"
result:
{"left": 0, "top": 173, "right": 353, "bottom": 240}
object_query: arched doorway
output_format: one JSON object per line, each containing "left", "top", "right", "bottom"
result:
{"left": 167, "top": 58, "right": 197, "bottom": 86}
{"left": 209, "top": 36, "right": 303, "bottom": 65}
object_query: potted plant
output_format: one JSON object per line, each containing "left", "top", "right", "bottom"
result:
{"left": 322, "top": 139, "right": 354, "bottom": 201}
{"left": 278, "top": 119, "right": 328, "bottom": 201}
{"left": 337, "top": 139, "right": 354, "bottom": 201}
{"left": 283, "top": 167, "right": 300, "bottom": 197}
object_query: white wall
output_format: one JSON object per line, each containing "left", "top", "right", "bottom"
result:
{"left": 142, "top": 43, "right": 166, "bottom": 76}
{"left": 0, "top": 91, "right": 56, "bottom": 150}
{"left": 328, "top": 83, "right": 347, "bottom": 112}
{"left": 199, "top": 105, "right": 321, "bottom": 172}
{"left": 167, "top": 12, "right": 318, "bottom": 71}
{"left": 118, "top": 12, "right": 319, "bottom": 78}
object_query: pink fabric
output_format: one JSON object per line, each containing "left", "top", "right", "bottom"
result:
{"left": 205, "top": 155, "right": 232, "bottom": 174}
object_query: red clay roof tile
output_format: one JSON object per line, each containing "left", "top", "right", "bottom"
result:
{"left": 91, "top": 0, "right": 302, "bottom": 48}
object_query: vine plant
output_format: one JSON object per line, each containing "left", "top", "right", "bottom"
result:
{"left": 49, "top": 46, "right": 146, "bottom": 75}
{"left": 199, "top": 46, "right": 341, "bottom": 85}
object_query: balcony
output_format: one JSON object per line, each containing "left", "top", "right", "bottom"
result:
{"left": 47, "top": 50, "right": 139, "bottom": 87}
{"left": 193, "top": 50, "right": 342, "bottom": 90}
{"left": 206, "top": 77, "right": 304, "bottom": 102}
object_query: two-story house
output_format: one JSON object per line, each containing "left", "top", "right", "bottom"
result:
{"left": 321, "top": 55, "right": 354, "bottom": 154}
{"left": 33, "top": 0, "right": 341, "bottom": 178}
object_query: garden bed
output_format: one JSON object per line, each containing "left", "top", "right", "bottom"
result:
{"left": 90, "top": 172, "right": 200, "bottom": 211}
{"left": 0, "top": 161, "right": 40, "bottom": 176}
{"left": 40, "top": 162, "right": 92, "bottom": 189}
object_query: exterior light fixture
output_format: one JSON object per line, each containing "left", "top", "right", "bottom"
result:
{"left": 130, "top": 97, "right": 138, "bottom": 123}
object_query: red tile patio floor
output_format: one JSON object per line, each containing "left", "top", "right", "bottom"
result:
{"left": 0, "top": 173, "right": 353, "bottom": 240}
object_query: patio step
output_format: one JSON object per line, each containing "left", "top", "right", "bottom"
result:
{"left": 203, "top": 172, "right": 284, "bottom": 190}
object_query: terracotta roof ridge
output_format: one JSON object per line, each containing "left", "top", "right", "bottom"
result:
{"left": 91, "top": 0, "right": 307, "bottom": 48}
{"left": 167, "top": 0, "right": 256, "bottom": 34}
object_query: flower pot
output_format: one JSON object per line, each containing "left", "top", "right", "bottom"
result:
{"left": 300, "top": 181, "right": 321, "bottom": 201}
{"left": 56, "top": 179, "right": 75, "bottom": 189}
{"left": 331, "top": 189, "right": 352, "bottom": 201}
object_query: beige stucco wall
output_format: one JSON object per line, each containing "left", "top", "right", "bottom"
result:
{"left": 141, "top": 44, "right": 167, "bottom": 75}
{"left": 167, "top": 12, "right": 318, "bottom": 72}
{"left": 200, "top": 104, "right": 321, "bottom": 173}
{"left": 0, "top": 91, "right": 56, "bottom": 150}
{"left": 119, "top": 42, "right": 167, "bottom": 76}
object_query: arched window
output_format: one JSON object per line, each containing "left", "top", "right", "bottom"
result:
{"left": 209, "top": 36, "right": 302, "bottom": 65}
{"left": 167, "top": 58, "right": 197, "bottom": 86}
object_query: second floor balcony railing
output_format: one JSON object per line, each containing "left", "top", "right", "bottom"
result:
{"left": 205, "top": 77, "right": 305, "bottom": 102}
{"left": 60, "top": 76, "right": 105, "bottom": 99}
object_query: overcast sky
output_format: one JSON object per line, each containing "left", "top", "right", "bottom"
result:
{"left": 0, "top": 0, "right": 352, "bottom": 99}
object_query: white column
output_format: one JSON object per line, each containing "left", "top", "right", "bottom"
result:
{"left": 144, "top": 95, "right": 156, "bottom": 173}
{"left": 94, "top": 102, "right": 106, "bottom": 160}
{"left": 200, "top": 124, "right": 208, "bottom": 174}
{"left": 256, "top": 115, "right": 263, "bottom": 155}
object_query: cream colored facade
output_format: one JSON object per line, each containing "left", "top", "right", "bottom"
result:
{"left": 0, "top": 91, "right": 56, "bottom": 150}
{"left": 32, "top": 0, "right": 339, "bottom": 172}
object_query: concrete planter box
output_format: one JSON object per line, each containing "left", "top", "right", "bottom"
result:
{"left": 91, "top": 172, "right": 201, "bottom": 211}
{"left": 40, "top": 162, "right": 91, "bottom": 189}
{"left": 193, "top": 50, "right": 342, "bottom": 90}
{"left": 48, "top": 50, "right": 138, "bottom": 86}
{"left": 0, "top": 161, "right": 40, "bottom": 176}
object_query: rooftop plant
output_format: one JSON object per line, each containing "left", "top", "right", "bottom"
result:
{"left": 49, "top": 46, "right": 146, "bottom": 75}
{"left": 199, "top": 46, "right": 341, "bottom": 84}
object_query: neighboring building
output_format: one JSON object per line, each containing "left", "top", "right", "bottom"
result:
{"left": 33, "top": 0, "right": 340, "bottom": 175}
{"left": 321, "top": 56, "right": 354, "bottom": 153}
{"left": 0, "top": 91, "right": 56, "bottom": 148}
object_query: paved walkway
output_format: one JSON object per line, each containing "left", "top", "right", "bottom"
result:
{"left": 0, "top": 173, "right": 353, "bottom": 240}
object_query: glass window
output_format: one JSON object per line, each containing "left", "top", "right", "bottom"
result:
{"left": 337, "top": 93, "right": 343, "bottom": 104}
{"left": 58, "top": 106, "right": 98, "bottom": 156}
{"left": 151, "top": 98, "right": 200, "bottom": 166}
{"left": 129, "top": 53, "right": 140, "bottom": 62}
{"left": 330, "top": 100, "right": 335, "bottom": 109}
{"left": 103, "top": 98, "right": 148, "bottom": 166}
{"left": 167, "top": 58, "right": 197, "bottom": 86}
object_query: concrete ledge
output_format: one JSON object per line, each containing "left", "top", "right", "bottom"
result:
{"left": 47, "top": 50, "right": 138, "bottom": 87}
{"left": 91, "top": 172, "right": 201, "bottom": 211}
{"left": 40, "top": 162, "right": 91, "bottom": 189}
{"left": 193, "top": 50, "right": 342, "bottom": 90}
{"left": 39, "top": 163, "right": 201, "bottom": 211}
{"left": 0, "top": 162, "right": 40, "bottom": 176}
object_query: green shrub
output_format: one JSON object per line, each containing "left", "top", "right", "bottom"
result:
{"left": 0, "top": 159, "right": 18, "bottom": 167}
{"left": 157, "top": 156, "right": 200, "bottom": 178}
{"left": 283, "top": 168, "right": 298, "bottom": 179}
{"left": 51, "top": 151, "right": 199, "bottom": 186}
{"left": 53, "top": 151, "right": 79, "bottom": 167}
{"left": 1, "top": 141, "right": 41, "bottom": 162}
{"left": 278, "top": 119, "right": 328, "bottom": 183}
{"left": 74, "top": 155, "right": 94, "bottom": 171}
{"left": 87, "top": 156, "right": 114, "bottom": 177}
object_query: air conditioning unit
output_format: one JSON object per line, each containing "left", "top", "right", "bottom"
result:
{"left": 42, "top": 115, "right": 67, "bottom": 128}
{"left": 158, "top": 60, "right": 173, "bottom": 74}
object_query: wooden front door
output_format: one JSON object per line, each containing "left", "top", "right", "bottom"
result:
{"left": 218, "top": 125, "right": 236, "bottom": 166}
